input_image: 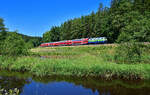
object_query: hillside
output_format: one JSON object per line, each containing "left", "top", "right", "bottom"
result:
{"left": 0, "top": 31, "right": 42, "bottom": 47}
{"left": 43, "top": 0, "right": 150, "bottom": 43}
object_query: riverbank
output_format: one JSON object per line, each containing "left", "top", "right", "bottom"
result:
{"left": 1, "top": 70, "right": 150, "bottom": 89}
{"left": 1, "top": 70, "right": 150, "bottom": 95}
{"left": 0, "top": 45, "right": 150, "bottom": 80}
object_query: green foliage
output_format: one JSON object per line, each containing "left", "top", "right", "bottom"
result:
{"left": 0, "top": 43, "right": 150, "bottom": 79}
{"left": 14, "top": 32, "right": 42, "bottom": 48}
{"left": 0, "top": 18, "right": 5, "bottom": 33}
{"left": 43, "top": 26, "right": 60, "bottom": 42}
{"left": 1, "top": 32, "right": 28, "bottom": 56}
{"left": 0, "top": 88, "right": 19, "bottom": 95}
{"left": 0, "top": 18, "right": 7, "bottom": 50}
{"left": 117, "top": 11, "right": 150, "bottom": 42}
{"left": 42, "top": 0, "right": 150, "bottom": 43}
{"left": 0, "top": 29, "right": 41, "bottom": 50}
{"left": 0, "top": 30, "right": 41, "bottom": 55}
{"left": 26, "top": 41, "right": 34, "bottom": 49}
{"left": 114, "top": 42, "right": 150, "bottom": 64}
{"left": 0, "top": 45, "right": 150, "bottom": 79}
{"left": 108, "top": 0, "right": 150, "bottom": 43}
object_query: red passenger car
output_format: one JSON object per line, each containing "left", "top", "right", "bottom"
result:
{"left": 81, "top": 38, "right": 88, "bottom": 45}
{"left": 64, "top": 40, "right": 72, "bottom": 46}
{"left": 72, "top": 38, "right": 88, "bottom": 45}
{"left": 58, "top": 41, "right": 66, "bottom": 46}
{"left": 40, "top": 38, "right": 89, "bottom": 47}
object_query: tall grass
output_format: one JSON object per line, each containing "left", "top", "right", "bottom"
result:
{"left": 0, "top": 45, "right": 150, "bottom": 80}
{"left": 0, "top": 55, "right": 150, "bottom": 79}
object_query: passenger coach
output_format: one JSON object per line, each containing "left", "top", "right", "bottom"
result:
{"left": 40, "top": 37, "right": 107, "bottom": 47}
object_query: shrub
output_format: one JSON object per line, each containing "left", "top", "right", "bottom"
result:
{"left": 114, "top": 42, "right": 149, "bottom": 64}
{"left": 1, "top": 32, "right": 28, "bottom": 57}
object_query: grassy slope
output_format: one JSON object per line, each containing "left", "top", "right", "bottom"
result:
{"left": 0, "top": 45, "right": 150, "bottom": 80}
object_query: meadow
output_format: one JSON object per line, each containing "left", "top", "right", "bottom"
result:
{"left": 0, "top": 45, "right": 150, "bottom": 80}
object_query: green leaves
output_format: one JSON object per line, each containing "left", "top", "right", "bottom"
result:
{"left": 1, "top": 32, "right": 28, "bottom": 57}
{"left": 0, "top": 18, "right": 5, "bottom": 32}
{"left": 117, "top": 11, "right": 150, "bottom": 42}
{"left": 41, "top": 0, "right": 150, "bottom": 43}
{"left": 114, "top": 42, "right": 150, "bottom": 64}
{"left": 43, "top": 26, "right": 60, "bottom": 42}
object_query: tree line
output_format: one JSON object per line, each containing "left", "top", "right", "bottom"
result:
{"left": 43, "top": 0, "right": 150, "bottom": 43}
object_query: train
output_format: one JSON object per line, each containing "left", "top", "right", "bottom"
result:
{"left": 40, "top": 37, "right": 107, "bottom": 47}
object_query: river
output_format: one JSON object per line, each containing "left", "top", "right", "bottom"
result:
{"left": 0, "top": 71, "right": 150, "bottom": 95}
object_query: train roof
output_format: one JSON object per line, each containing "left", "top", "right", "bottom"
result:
{"left": 89, "top": 37, "right": 107, "bottom": 39}
{"left": 41, "top": 37, "right": 107, "bottom": 44}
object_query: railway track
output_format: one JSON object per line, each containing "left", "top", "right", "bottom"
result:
{"left": 39, "top": 44, "right": 116, "bottom": 48}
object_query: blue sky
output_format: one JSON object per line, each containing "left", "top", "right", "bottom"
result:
{"left": 0, "top": 0, "right": 110, "bottom": 37}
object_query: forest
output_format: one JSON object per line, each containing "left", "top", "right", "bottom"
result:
{"left": 43, "top": 0, "right": 150, "bottom": 43}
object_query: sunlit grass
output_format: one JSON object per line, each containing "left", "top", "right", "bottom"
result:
{"left": 0, "top": 45, "right": 150, "bottom": 80}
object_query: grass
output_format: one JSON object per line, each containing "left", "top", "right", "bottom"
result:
{"left": 0, "top": 45, "right": 150, "bottom": 80}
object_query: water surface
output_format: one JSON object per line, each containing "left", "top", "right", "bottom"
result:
{"left": 0, "top": 71, "right": 150, "bottom": 95}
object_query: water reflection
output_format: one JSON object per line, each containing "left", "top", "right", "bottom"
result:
{"left": 0, "top": 76, "right": 29, "bottom": 94}
{"left": 0, "top": 71, "right": 150, "bottom": 95}
{"left": 21, "top": 81, "right": 99, "bottom": 95}
{"left": 33, "top": 76, "right": 150, "bottom": 95}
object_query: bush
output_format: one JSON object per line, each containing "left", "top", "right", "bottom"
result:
{"left": 1, "top": 32, "right": 28, "bottom": 56}
{"left": 114, "top": 42, "right": 150, "bottom": 64}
